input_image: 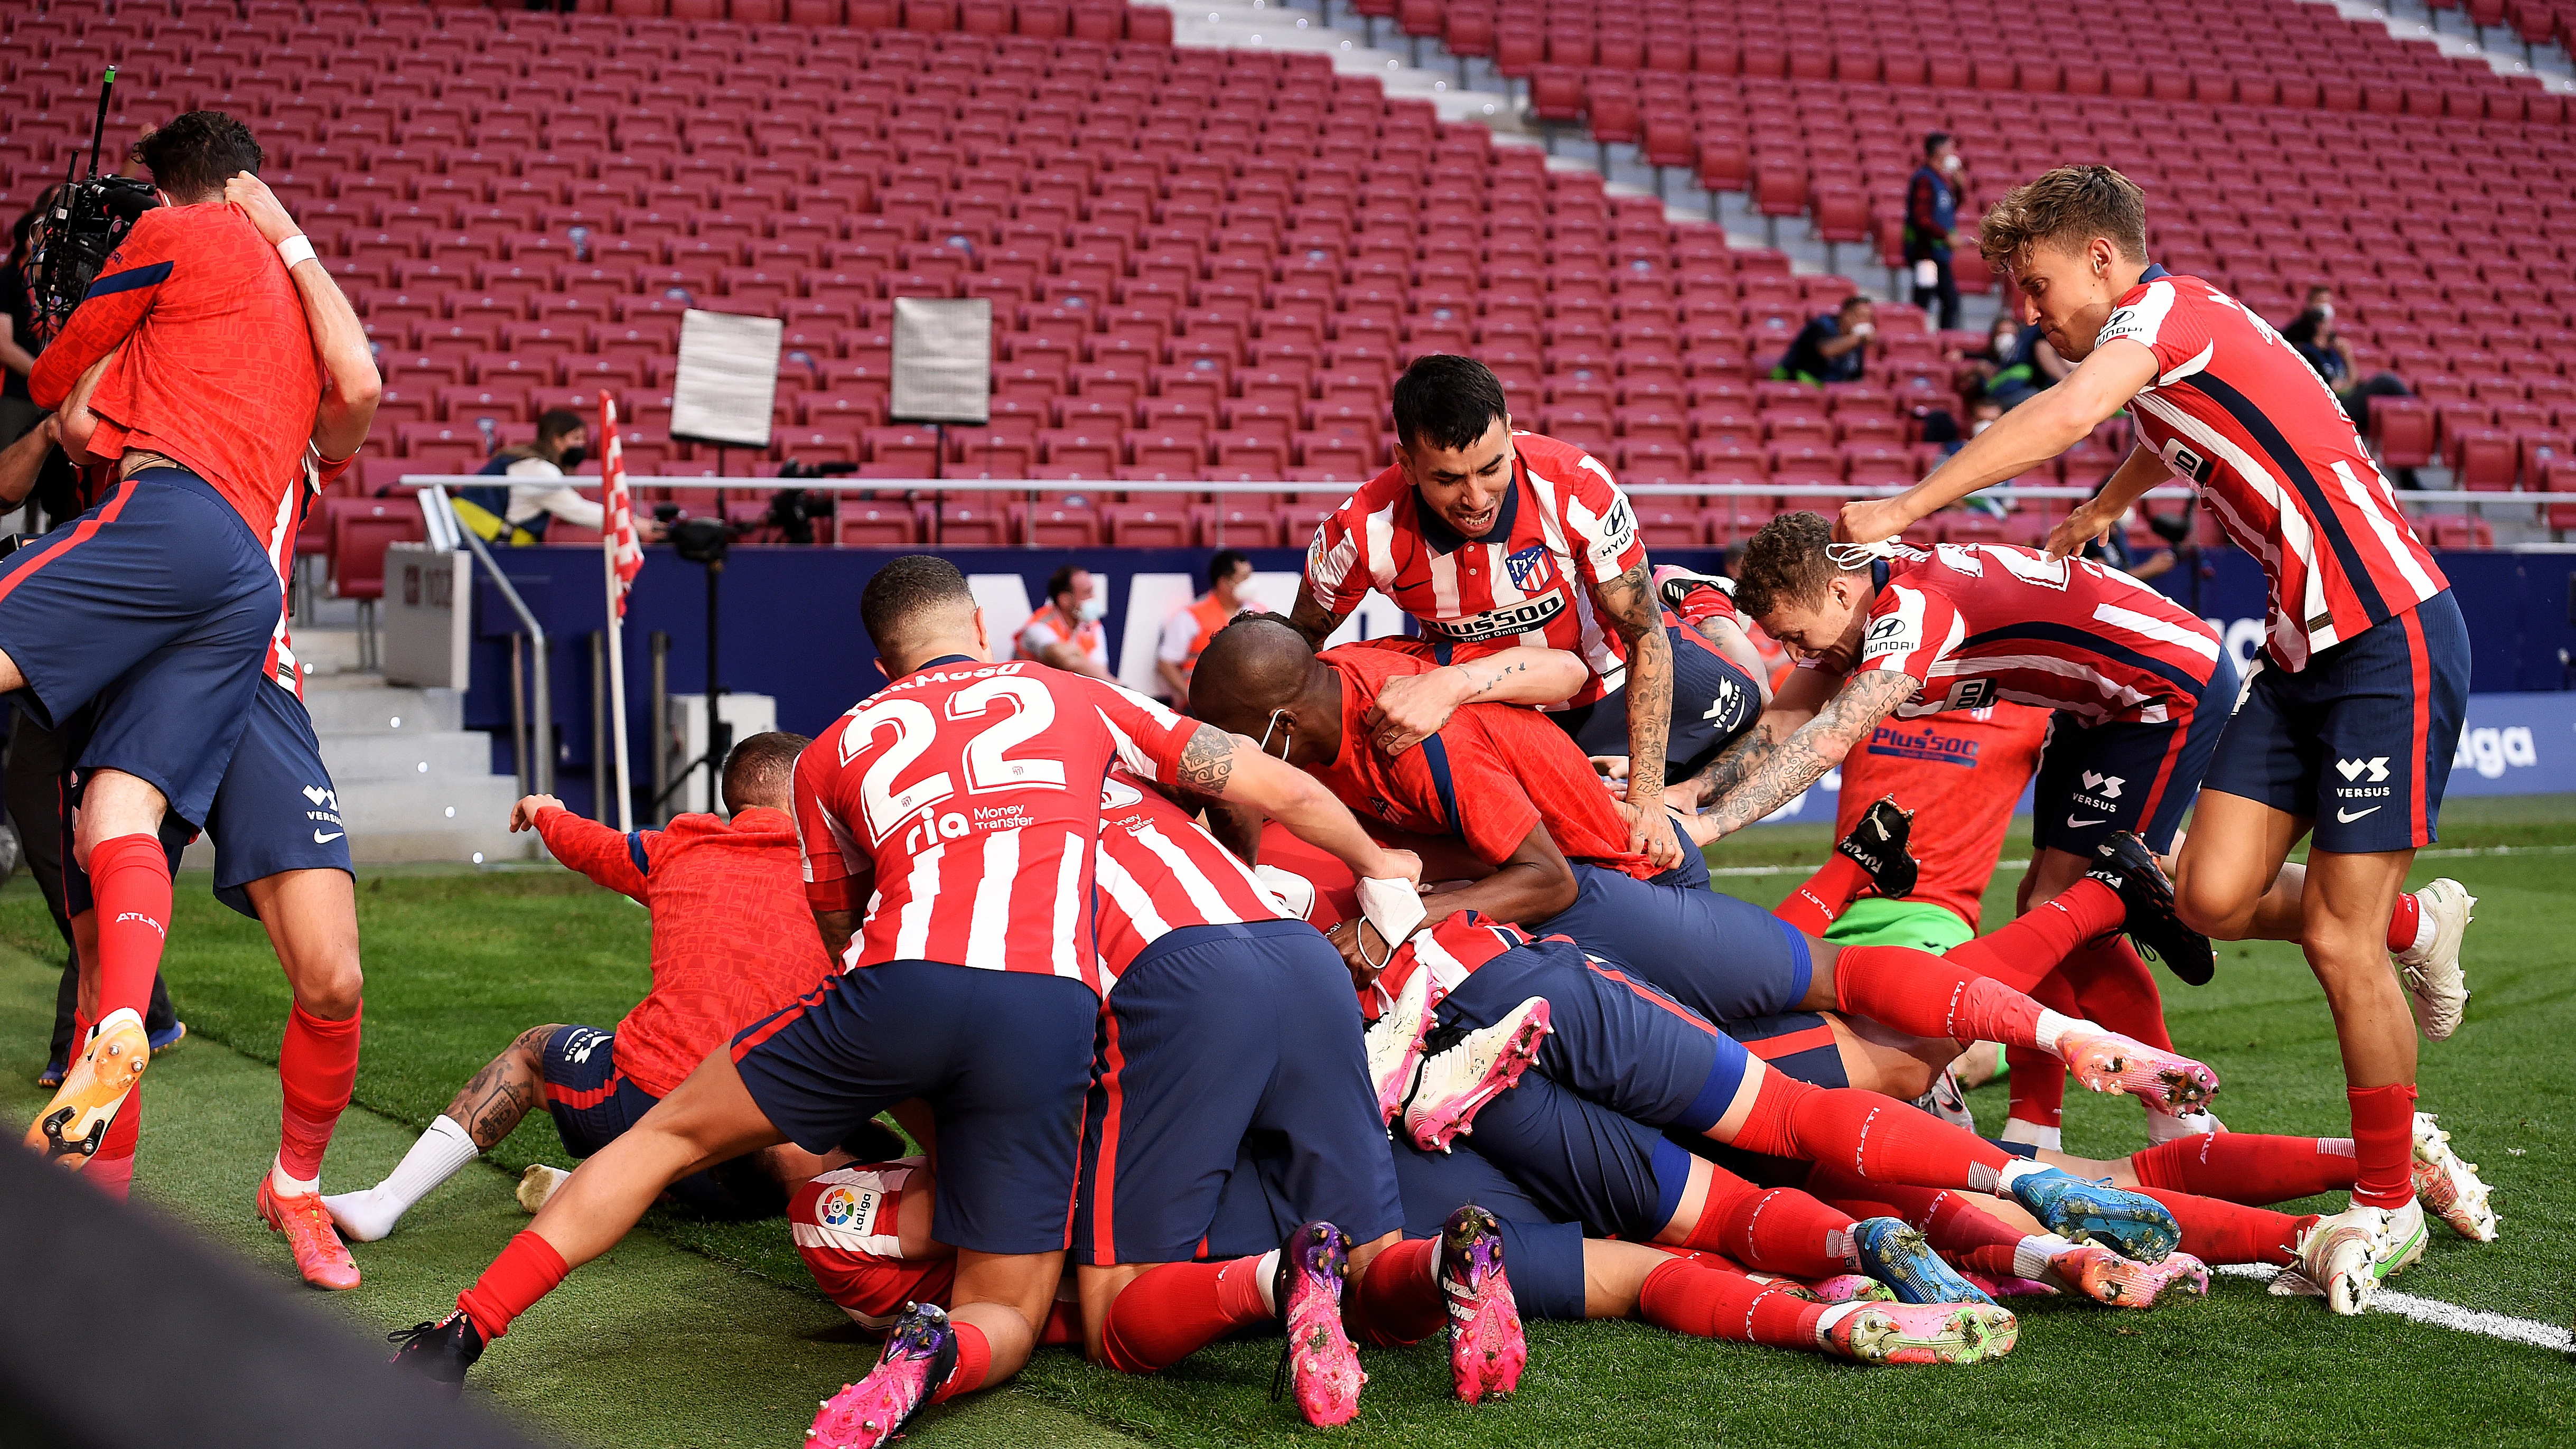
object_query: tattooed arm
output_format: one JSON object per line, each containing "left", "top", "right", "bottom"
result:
{"left": 1286, "top": 577, "right": 1350, "bottom": 649}
{"left": 1683, "top": 669, "right": 1918, "bottom": 846}
{"left": 1171, "top": 723, "right": 1419, "bottom": 887}
{"left": 1361, "top": 646, "right": 1592, "bottom": 755}
{"left": 1592, "top": 558, "right": 1675, "bottom": 853}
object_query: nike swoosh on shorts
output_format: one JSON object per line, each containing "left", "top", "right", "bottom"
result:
{"left": 2066, "top": 816, "right": 2107, "bottom": 828}
{"left": 313, "top": 830, "right": 346, "bottom": 844}
{"left": 2334, "top": 807, "right": 2381, "bottom": 824}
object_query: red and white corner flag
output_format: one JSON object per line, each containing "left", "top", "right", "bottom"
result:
{"left": 601, "top": 390, "right": 643, "bottom": 616}
{"left": 601, "top": 390, "right": 638, "bottom": 830}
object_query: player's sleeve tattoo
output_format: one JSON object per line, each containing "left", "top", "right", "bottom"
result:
{"left": 1593, "top": 559, "right": 1672, "bottom": 796}
{"left": 1695, "top": 670, "right": 1916, "bottom": 840}
{"left": 1177, "top": 722, "right": 1238, "bottom": 797}
{"left": 1286, "top": 582, "right": 1346, "bottom": 649}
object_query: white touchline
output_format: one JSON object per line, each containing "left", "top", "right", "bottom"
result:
{"left": 1706, "top": 842, "right": 2576, "bottom": 880}
{"left": 2215, "top": 1265, "right": 2573, "bottom": 1351}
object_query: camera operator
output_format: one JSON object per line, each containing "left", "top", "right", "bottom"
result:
{"left": 7, "top": 110, "right": 326, "bottom": 1175}
{"left": 452, "top": 408, "right": 664, "bottom": 546}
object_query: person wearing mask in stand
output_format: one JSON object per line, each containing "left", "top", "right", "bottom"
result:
{"left": 1903, "top": 133, "right": 1972, "bottom": 331}
{"left": 1016, "top": 564, "right": 1114, "bottom": 680}
{"left": 1775, "top": 295, "right": 1876, "bottom": 386}
{"left": 449, "top": 408, "right": 662, "bottom": 546}
{"left": 1154, "top": 548, "right": 1264, "bottom": 711}
{"left": 1982, "top": 320, "right": 2073, "bottom": 412}
{"left": 2283, "top": 308, "right": 2412, "bottom": 440}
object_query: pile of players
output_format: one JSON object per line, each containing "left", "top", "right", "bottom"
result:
{"left": 15, "top": 121, "right": 2499, "bottom": 1447}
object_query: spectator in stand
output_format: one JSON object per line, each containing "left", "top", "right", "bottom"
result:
{"left": 2283, "top": 309, "right": 2415, "bottom": 491}
{"left": 2076, "top": 477, "right": 2177, "bottom": 584}
{"left": 1774, "top": 294, "right": 1875, "bottom": 385}
{"left": 1154, "top": 547, "right": 1264, "bottom": 709}
{"left": 1903, "top": 132, "right": 1971, "bottom": 330}
{"left": 450, "top": 408, "right": 659, "bottom": 546}
{"left": 1016, "top": 563, "right": 1113, "bottom": 679}
{"left": 1982, "top": 318, "right": 2073, "bottom": 410}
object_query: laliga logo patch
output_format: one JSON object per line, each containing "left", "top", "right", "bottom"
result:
{"left": 1504, "top": 544, "right": 1560, "bottom": 594}
{"left": 818, "top": 1186, "right": 863, "bottom": 1227}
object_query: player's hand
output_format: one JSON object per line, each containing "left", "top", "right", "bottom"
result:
{"left": 509, "top": 794, "right": 567, "bottom": 831}
{"left": 1616, "top": 797, "right": 1684, "bottom": 871}
{"left": 2045, "top": 498, "right": 2118, "bottom": 559}
{"left": 1326, "top": 918, "right": 1391, "bottom": 992}
{"left": 223, "top": 171, "right": 301, "bottom": 247}
{"left": 1834, "top": 496, "right": 1911, "bottom": 547}
{"left": 1590, "top": 755, "right": 1631, "bottom": 797}
{"left": 1363, "top": 846, "right": 1424, "bottom": 889}
{"left": 1362, "top": 670, "right": 1463, "bottom": 756}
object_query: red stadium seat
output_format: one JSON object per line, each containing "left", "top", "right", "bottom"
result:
{"left": 838, "top": 502, "right": 925, "bottom": 549}
{"left": 1103, "top": 503, "right": 1199, "bottom": 549}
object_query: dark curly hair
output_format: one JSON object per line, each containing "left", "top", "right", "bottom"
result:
{"left": 131, "top": 110, "right": 263, "bottom": 202}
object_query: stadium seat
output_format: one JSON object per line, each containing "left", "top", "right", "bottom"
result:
{"left": 1102, "top": 503, "right": 1198, "bottom": 549}
{"left": 837, "top": 502, "right": 924, "bottom": 548}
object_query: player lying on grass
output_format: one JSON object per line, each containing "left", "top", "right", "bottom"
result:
{"left": 325, "top": 733, "right": 845, "bottom": 1242}
{"left": 1832, "top": 165, "right": 2476, "bottom": 1313}
{"left": 1189, "top": 617, "right": 2222, "bottom": 1125}
{"left": 393, "top": 558, "right": 1429, "bottom": 1449}
{"left": 21, "top": 168, "right": 386, "bottom": 1291}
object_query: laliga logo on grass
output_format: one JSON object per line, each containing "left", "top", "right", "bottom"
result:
{"left": 2454, "top": 727, "right": 2537, "bottom": 780}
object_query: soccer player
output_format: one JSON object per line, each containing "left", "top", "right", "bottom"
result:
{"left": 323, "top": 734, "right": 842, "bottom": 1243}
{"left": 390, "top": 557, "right": 1417, "bottom": 1449}
{"left": 13, "top": 114, "right": 324, "bottom": 1171}
{"left": 1015, "top": 563, "right": 1112, "bottom": 680}
{"left": 1286, "top": 354, "right": 1692, "bottom": 859}
{"left": 1682, "top": 518, "right": 2232, "bottom": 974}
{"left": 1834, "top": 165, "right": 2475, "bottom": 1312}
{"left": 1189, "top": 618, "right": 2219, "bottom": 1124}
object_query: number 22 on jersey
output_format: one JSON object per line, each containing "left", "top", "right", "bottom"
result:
{"left": 845, "top": 672, "right": 1069, "bottom": 846}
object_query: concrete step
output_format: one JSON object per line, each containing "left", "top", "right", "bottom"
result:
{"left": 316, "top": 730, "right": 494, "bottom": 783}
{"left": 288, "top": 627, "right": 365, "bottom": 677}
{"left": 333, "top": 774, "right": 531, "bottom": 865}
{"left": 299, "top": 681, "right": 464, "bottom": 735}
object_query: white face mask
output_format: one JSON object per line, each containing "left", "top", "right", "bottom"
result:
{"left": 1971, "top": 418, "right": 1994, "bottom": 435}
{"left": 2315, "top": 302, "right": 2335, "bottom": 321}
{"left": 1079, "top": 593, "right": 1107, "bottom": 623}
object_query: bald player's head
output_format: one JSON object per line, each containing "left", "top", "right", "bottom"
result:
{"left": 860, "top": 555, "right": 988, "bottom": 678}
{"left": 1190, "top": 615, "right": 1341, "bottom": 766}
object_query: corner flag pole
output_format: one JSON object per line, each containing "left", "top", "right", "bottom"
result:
{"left": 601, "top": 391, "right": 636, "bottom": 832}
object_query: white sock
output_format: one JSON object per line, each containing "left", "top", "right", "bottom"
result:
{"left": 2402, "top": 897, "right": 2435, "bottom": 955}
{"left": 1824, "top": 1226, "right": 1859, "bottom": 1269}
{"left": 1252, "top": 1249, "right": 1283, "bottom": 1314}
{"left": 1993, "top": 1158, "right": 2054, "bottom": 1193}
{"left": 268, "top": 1156, "right": 321, "bottom": 1198}
{"left": 2000, "top": 1117, "right": 2063, "bottom": 1152}
{"left": 1813, "top": 1301, "right": 1865, "bottom": 1348}
{"left": 2011, "top": 1233, "right": 2076, "bottom": 1282}
{"left": 2031, "top": 1009, "right": 2083, "bottom": 1054}
{"left": 322, "top": 1115, "right": 479, "bottom": 1242}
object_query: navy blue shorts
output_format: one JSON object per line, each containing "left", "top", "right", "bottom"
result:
{"left": 1452, "top": 1069, "right": 1696, "bottom": 1244}
{"left": 201, "top": 684, "right": 353, "bottom": 919}
{"left": 1204, "top": 1133, "right": 1590, "bottom": 1323}
{"left": 1549, "top": 620, "right": 1766, "bottom": 778}
{"left": 539, "top": 1025, "right": 782, "bottom": 1220}
{"left": 731, "top": 960, "right": 1098, "bottom": 1256}
{"left": 2203, "top": 590, "right": 2469, "bottom": 854}
{"left": 1720, "top": 1012, "right": 1850, "bottom": 1089}
{"left": 2030, "top": 647, "right": 2237, "bottom": 859}
{"left": 0, "top": 469, "right": 278, "bottom": 826}
{"left": 1073, "top": 920, "right": 1401, "bottom": 1267}
{"left": 1539, "top": 865, "right": 1815, "bottom": 1025}
{"left": 1440, "top": 930, "right": 1748, "bottom": 1133}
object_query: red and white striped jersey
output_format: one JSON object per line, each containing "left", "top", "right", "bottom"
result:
{"left": 1855, "top": 543, "right": 2225, "bottom": 724}
{"left": 2098, "top": 270, "right": 2446, "bottom": 670}
{"left": 794, "top": 657, "right": 1201, "bottom": 996}
{"left": 1303, "top": 432, "right": 1647, "bottom": 708}
{"left": 260, "top": 452, "right": 352, "bottom": 700}
{"left": 1091, "top": 771, "right": 1291, "bottom": 986}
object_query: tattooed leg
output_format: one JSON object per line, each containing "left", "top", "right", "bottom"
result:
{"left": 445, "top": 1023, "right": 561, "bottom": 1149}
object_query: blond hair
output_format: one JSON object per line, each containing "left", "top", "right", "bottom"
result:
{"left": 1978, "top": 164, "right": 2150, "bottom": 273}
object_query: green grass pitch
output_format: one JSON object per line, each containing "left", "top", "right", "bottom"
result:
{"left": 4, "top": 798, "right": 2572, "bottom": 1446}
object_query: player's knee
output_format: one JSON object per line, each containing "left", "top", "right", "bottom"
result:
{"left": 293, "top": 957, "right": 364, "bottom": 1018}
{"left": 2171, "top": 861, "right": 2256, "bottom": 939}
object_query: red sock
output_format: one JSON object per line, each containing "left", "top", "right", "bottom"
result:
{"left": 456, "top": 1230, "right": 571, "bottom": 1341}
{"left": 1943, "top": 880, "right": 2124, "bottom": 994}
{"left": 1730, "top": 1072, "right": 2016, "bottom": 1192}
{"left": 2061, "top": 938, "right": 2171, "bottom": 1049}
{"left": 88, "top": 1086, "right": 141, "bottom": 1201}
{"left": 2004, "top": 1045, "right": 2066, "bottom": 1136}
{"left": 2385, "top": 892, "right": 2421, "bottom": 954}
{"left": 1774, "top": 853, "right": 1871, "bottom": 936}
{"left": 2346, "top": 1083, "right": 2419, "bottom": 1210}
{"left": 1805, "top": 1164, "right": 2025, "bottom": 1279}
{"left": 87, "top": 834, "right": 172, "bottom": 1024}
{"left": 927, "top": 1322, "right": 990, "bottom": 1404}
{"left": 1831, "top": 944, "right": 2045, "bottom": 1050}
{"left": 2129, "top": 1134, "right": 2357, "bottom": 1205}
{"left": 277, "top": 1003, "right": 362, "bottom": 1184}
{"left": 1684, "top": 1172, "right": 1857, "bottom": 1279}
{"left": 2138, "top": 1188, "right": 2314, "bottom": 1267}
{"left": 1638, "top": 1257, "right": 1827, "bottom": 1350}
{"left": 1098, "top": 1256, "right": 1274, "bottom": 1373}
{"left": 1348, "top": 1237, "right": 1442, "bottom": 1348}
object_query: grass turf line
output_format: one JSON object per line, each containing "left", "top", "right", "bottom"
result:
{"left": 5, "top": 796, "right": 2571, "bottom": 1446}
